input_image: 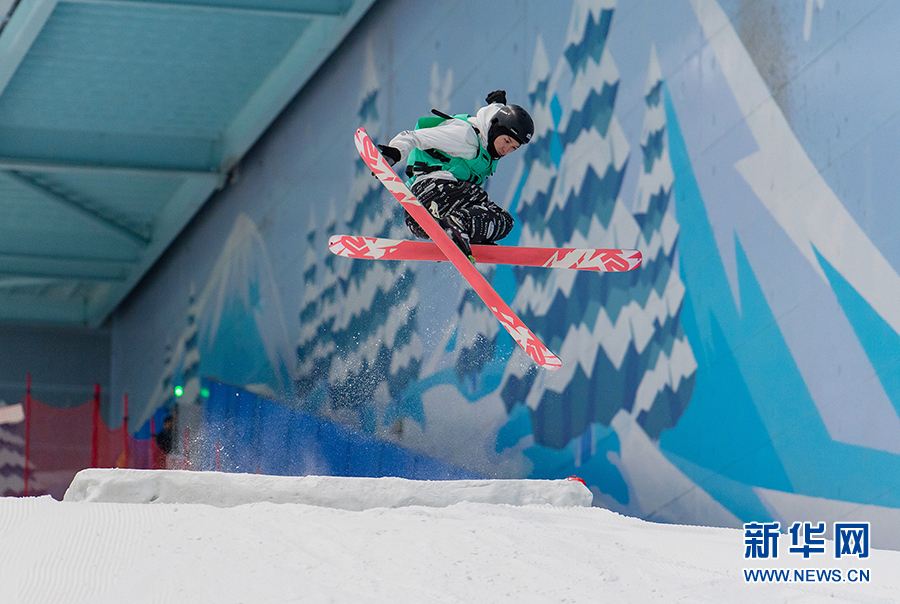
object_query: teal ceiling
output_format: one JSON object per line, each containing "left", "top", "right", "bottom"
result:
{"left": 0, "top": 0, "right": 375, "bottom": 326}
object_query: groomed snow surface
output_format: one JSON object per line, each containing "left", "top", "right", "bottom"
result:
{"left": 0, "top": 471, "right": 897, "bottom": 603}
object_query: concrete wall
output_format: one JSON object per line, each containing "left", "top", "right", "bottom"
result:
{"left": 110, "top": 0, "right": 900, "bottom": 549}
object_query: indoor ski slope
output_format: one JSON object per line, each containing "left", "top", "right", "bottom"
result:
{"left": 0, "top": 470, "right": 897, "bottom": 603}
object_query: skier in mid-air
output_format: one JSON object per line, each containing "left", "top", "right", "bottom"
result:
{"left": 375, "top": 90, "right": 534, "bottom": 259}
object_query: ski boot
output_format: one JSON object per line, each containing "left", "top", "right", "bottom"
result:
{"left": 440, "top": 215, "right": 475, "bottom": 263}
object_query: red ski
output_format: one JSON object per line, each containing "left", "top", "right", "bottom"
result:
{"left": 354, "top": 127, "right": 562, "bottom": 371}
{"left": 328, "top": 235, "right": 642, "bottom": 272}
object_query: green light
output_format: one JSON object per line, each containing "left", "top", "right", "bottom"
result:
{"left": 174, "top": 386, "right": 184, "bottom": 397}
{"left": 201, "top": 387, "right": 210, "bottom": 398}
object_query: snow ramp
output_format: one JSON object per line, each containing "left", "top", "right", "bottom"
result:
{"left": 64, "top": 469, "right": 593, "bottom": 509}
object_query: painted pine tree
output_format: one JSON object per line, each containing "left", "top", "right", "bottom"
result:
{"left": 0, "top": 422, "right": 26, "bottom": 496}
{"left": 295, "top": 200, "right": 343, "bottom": 411}
{"left": 297, "top": 41, "right": 422, "bottom": 431}
{"left": 295, "top": 211, "right": 335, "bottom": 402}
{"left": 498, "top": 32, "right": 559, "bottom": 405}
{"left": 146, "top": 339, "right": 178, "bottom": 424}
{"left": 628, "top": 45, "right": 697, "bottom": 439}
{"left": 180, "top": 285, "right": 202, "bottom": 406}
{"left": 142, "top": 289, "right": 199, "bottom": 436}
{"left": 499, "top": 0, "right": 696, "bottom": 454}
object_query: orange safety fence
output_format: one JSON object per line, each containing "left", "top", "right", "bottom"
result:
{"left": 93, "top": 393, "right": 137, "bottom": 469}
{"left": 0, "top": 375, "right": 170, "bottom": 499}
{"left": 24, "top": 386, "right": 93, "bottom": 499}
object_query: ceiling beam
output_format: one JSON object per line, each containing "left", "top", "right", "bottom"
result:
{"left": 5, "top": 170, "right": 152, "bottom": 245}
{"left": 60, "top": 0, "right": 347, "bottom": 19}
{"left": 0, "top": 156, "right": 221, "bottom": 180}
{"left": 0, "top": 0, "right": 58, "bottom": 97}
{"left": 0, "top": 291, "right": 91, "bottom": 325}
{"left": 0, "top": 275, "right": 67, "bottom": 288}
{"left": 0, "top": 251, "right": 132, "bottom": 281}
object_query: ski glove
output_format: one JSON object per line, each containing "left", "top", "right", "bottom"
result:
{"left": 485, "top": 90, "right": 507, "bottom": 105}
{"left": 377, "top": 145, "right": 401, "bottom": 166}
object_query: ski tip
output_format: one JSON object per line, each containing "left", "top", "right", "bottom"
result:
{"left": 327, "top": 235, "right": 345, "bottom": 257}
{"left": 354, "top": 127, "right": 369, "bottom": 153}
{"left": 631, "top": 250, "right": 643, "bottom": 269}
{"left": 541, "top": 355, "right": 563, "bottom": 371}
{"left": 528, "top": 347, "right": 562, "bottom": 370}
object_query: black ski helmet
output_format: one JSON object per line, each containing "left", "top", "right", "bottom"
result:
{"left": 487, "top": 104, "right": 534, "bottom": 158}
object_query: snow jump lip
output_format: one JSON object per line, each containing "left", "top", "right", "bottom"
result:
{"left": 64, "top": 469, "right": 594, "bottom": 510}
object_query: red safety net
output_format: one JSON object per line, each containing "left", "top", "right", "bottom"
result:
{"left": 94, "top": 418, "right": 127, "bottom": 468}
{"left": 94, "top": 394, "right": 140, "bottom": 469}
{"left": 20, "top": 379, "right": 158, "bottom": 499}
{"left": 25, "top": 392, "right": 93, "bottom": 499}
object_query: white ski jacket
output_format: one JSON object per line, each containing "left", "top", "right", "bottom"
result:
{"left": 387, "top": 103, "right": 503, "bottom": 184}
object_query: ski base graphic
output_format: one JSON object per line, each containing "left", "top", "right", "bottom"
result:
{"left": 329, "top": 234, "right": 642, "bottom": 272}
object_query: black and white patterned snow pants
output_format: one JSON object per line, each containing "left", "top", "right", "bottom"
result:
{"left": 406, "top": 178, "right": 514, "bottom": 244}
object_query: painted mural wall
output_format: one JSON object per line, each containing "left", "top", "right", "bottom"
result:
{"left": 111, "top": 0, "right": 900, "bottom": 548}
